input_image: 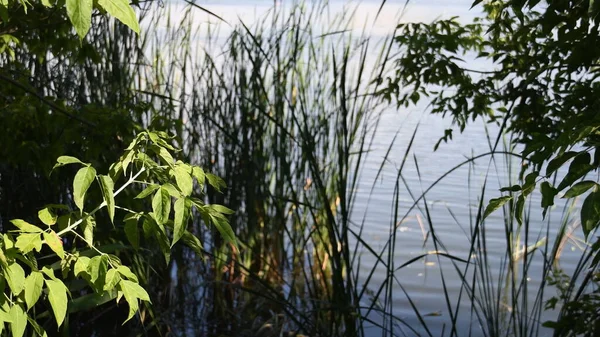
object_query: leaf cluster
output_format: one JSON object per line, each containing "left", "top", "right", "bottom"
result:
{"left": 0, "top": 130, "right": 235, "bottom": 336}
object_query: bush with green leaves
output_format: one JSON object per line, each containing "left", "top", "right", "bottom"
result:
{"left": 0, "top": 130, "right": 234, "bottom": 336}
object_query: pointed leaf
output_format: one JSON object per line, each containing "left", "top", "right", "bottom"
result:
{"left": 24, "top": 271, "right": 44, "bottom": 310}
{"left": 88, "top": 255, "right": 108, "bottom": 290}
{"left": 123, "top": 217, "right": 139, "bottom": 250}
{"left": 546, "top": 151, "right": 578, "bottom": 177}
{"left": 9, "top": 304, "right": 26, "bottom": 337}
{"left": 173, "top": 163, "right": 193, "bottom": 197}
{"left": 97, "top": 0, "right": 140, "bottom": 33}
{"left": 483, "top": 196, "right": 512, "bottom": 220}
{"left": 557, "top": 153, "right": 593, "bottom": 191}
{"left": 45, "top": 279, "right": 68, "bottom": 327}
{"left": 53, "top": 156, "right": 85, "bottom": 170}
{"left": 120, "top": 280, "right": 150, "bottom": 302}
{"left": 173, "top": 198, "right": 191, "bottom": 246}
{"left": 80, "top": 216, "right": 95, "bottom": 247}
{"left": 38, "top": 207, "right": 57, "bottom": 226}
{"left": 103, "top": 269, "right": 121, "bottom": 291}
{"left": 43, "top": 231, "right": 64, "bottom": 259}
{"left": 210, "top": 214, "right": 237, "bottom": 250}
{"left": 74, "top": 256, "right": 90, "bottom": 278}
{"left": 135, "top": 184, "right": 160, "bottom": 199}
{"left": 15, "top": 233, "right": 42, "bottom": 254}
{"left": 98, "top": 175, "right": 115, "bottom": 223}
{"left": 66, "top": 0, "right": 93, "bottom": 39}
{"left": 563, "top": 180, "right": 598, "bottom": 198}
{"left": 73, "top": 166, "right": 96, "bottom": 212}
{"left": 581, "top": 189, "right": 600, "bottom": 239}
{"left": 5, "top": 263, "right": 25, "bottom": 296}
{"left": 152, "top": 187, "right": 171, "bottom": 225}
{"left": 10, "top": 219, "right": 42, "bottom": 233}
{"left": 116, "top": 266, "right": 138, "bottom": 282}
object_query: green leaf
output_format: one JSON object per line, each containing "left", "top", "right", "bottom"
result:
{"left": 88, "top": 255, "right": 108, "bottom": 290}
{"left": 66, "top": 0, "right": 93, "bottom": 40}
{"left": 24, "top": 271, "right": 44, "bottom": 311}
{"left": 192, "top": 166, "right": 205, "bottom": 187}
{"left": 210, "top": 204, "right": 235, "bottom": 215}
{"left": 9, "top": 304, "right": 26, "bottom": 337}
{"left": 43, "top": 231, "right": 64, "bottom": 259}
{"left": 557, "top": 153, "right": 593, "bottom": 191}
{"left": 52, "top": 156, "right": 86, "bottom": 170}
{"left": 205, "top": 172, "right": 226, "bottom": 192}
{"left": 581, "top": 189, "right": 600, "bottom": 239}
{"left": 173, "top": 198, "right": 191, "bottom": 246}
{"left": 116, "top": 266, "right": 138, "bottom": 282}
{"left": 97, "top": 0, "right": 140, "bottom": 33}
{"left": 73, "top": 166, "right": 96, "bottom": 212}
{"left": 210, "top": 214, "right": 237, "bottom": 251}
{"left": 540, "top": 181, "right": 557, "bottom": 209}
{"left": 134, "top": 184, "right": 159, "bottom": 199}
{"left": 74, "top": 256, "right": 90, "bottom": 278}
{"left": 546, "top": 151, "right": 578, "bottom": 177}
{"left": 123, "top": 216, "right": 140, "bottom": 250}
{"left": 522, "top": 172, "right": 539, "bottom": 197}
{"left": 152, "top": 187, "right": 171, "bottom": 225}
{"left": 483, "top": 196, "right": 513, "bottom": 220}
{"left": 103, "top": 269, "right": 121, "bottom": 291}
{"left": 515, "top": 194, "right": 525, "bottom": 226}
{"left": 15, "top": 233, "right": 42, "bottom": 254}
{"left": 5, "top": 263, "right": 25, "bottom": 296}
{"left": 562, "top": 180, "right": 598, "bottom": 198}
{"left": 173, "top": 163, "right": 193, "bottom": 197}
{"left": 10, "top": 219, "right": 42, "bottom": 233}
{"left": 500, "top": 185, "right": 521, "bottom": 192}
{"left": 120, "top": 280, "right": 150, "bottom": 302}
{"left": 38, "top": 207, "right": 57, "bottom": 226}
{"left": 26, "top": 316, "right": 47, "bottom": 337}
{"left": 98, "top": 175, "right": 115, "bottom": 223}
{"left": 46, "top": 279, "right": 68, "bottom": 327}
{"left": 80, "top": 216, "right": 95, "bottom": 247}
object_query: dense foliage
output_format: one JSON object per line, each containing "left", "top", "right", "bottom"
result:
{"left": 383, "top": 0, "right": 600, "bottom": 237}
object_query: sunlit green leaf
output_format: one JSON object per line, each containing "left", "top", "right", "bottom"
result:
{"left": 152, "top": 187, "right": 171, "bottom": 225}
{"left": 116, "top": 266, "right": 138, "bottom": 282}
{"left": 80, "top": 216, "right": 95, "bottom": 247}
{"left": 73, "top": 166, "right": 96, "bottom": 212}
{"left": 103, "top": 269, "right": 121, "bottom": 291}
{"left": 135, "top": 184, "right": 160, "bottom": 199}
{"left": 192, "top": 166, "right": 205, "bottom": 188}
{"left": 173, "top": 163, "right": 193, "bottom": 197}
{"left": 210, "top": 214, "right": 237, "bottom": 251}
{"left": 98, "top": 175, "right": 115, "bottom": 223}
{"left": 10, "top": 219, "right": 42, "bottom": 233}
{"left": 43, "top": 231, "right": 64, "bottom": 259}
{"left": 38, "top": 207, "right": 57, "bottom": 226}
{"left": 52, "top": 156, "right": 86, "bottom": 170}
{"left": 173, "top": 197, "right": 191, "bottom": 246}
{"left": 24, "top": 271, "right": 44, "bottom": 311}
{"left": 210, "top": 204, "right": 235, "bottom": 215}
{"left": 66, "top": 0, "right": 93, "bottom": 40}
{"left": 5, "top": 263, "right": 25, "bottom": 295}
{"left": 9, "top": 304, "right": 26, "bottom": 337}
{"left": 74, "top": 256, "right": 90, "bottom": 278}
{"left": 120, "top": 280, "right": 150, "bottom": 302}
{"left": 97, "top": 0, "right": 140, "bottom": 33}
{"left": 88, "top": 255, "right": 108, "bottom": 290}
{"left": 46, "top": 279, "right": 68, "bottom": 327}
{"left": 15, "top": 233, "right": 42, "bottom": 254}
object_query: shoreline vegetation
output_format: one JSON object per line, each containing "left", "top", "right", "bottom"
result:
{"left": 0, "top": 0, "right": 598, "bottom": 336}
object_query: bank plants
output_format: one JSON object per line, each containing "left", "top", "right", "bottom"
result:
{"left": 0, "top": 130, "right": 234, "bottom": 336}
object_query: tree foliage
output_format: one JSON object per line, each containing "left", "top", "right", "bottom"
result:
{"left": 0, "top": 131, "right": 233, "bottom": 336}
{"left": 382, "top": 0, "right": 600, "bottom": 238}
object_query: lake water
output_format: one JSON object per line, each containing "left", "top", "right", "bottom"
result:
{"left": 158, "top": 1, "right": 585, "bottom": 335}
